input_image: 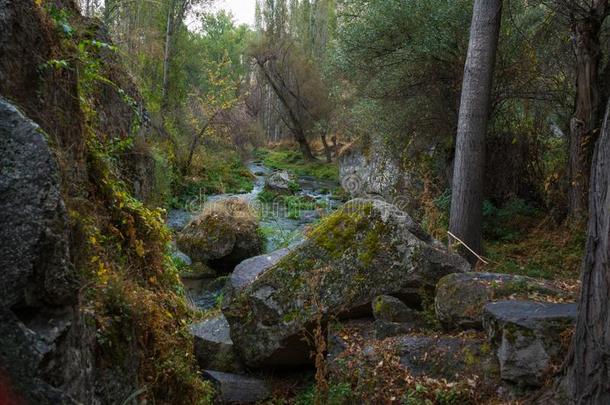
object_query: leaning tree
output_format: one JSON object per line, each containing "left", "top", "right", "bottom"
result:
{"left": 449, "top": 0, "right": 503, "bottom": 264}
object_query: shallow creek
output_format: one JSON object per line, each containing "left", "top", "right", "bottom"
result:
{"left": 166, "top": 161, "right": 342, "bottom": 309}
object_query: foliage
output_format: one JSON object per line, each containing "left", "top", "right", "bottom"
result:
{"left": 42, "top": 5, "right": 214, "bottom": 402}
{"left": 255, "top": 148, "right": 339, "bottom": 181}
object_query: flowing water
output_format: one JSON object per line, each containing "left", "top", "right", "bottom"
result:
{"left": 167, "top": 161, "right": 342, "bottom": 309}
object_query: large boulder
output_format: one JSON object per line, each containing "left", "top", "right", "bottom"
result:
{"left": 223, "top": 199, "right": 469, "bottom": 367}
{"left": 190, "top": 315, "right": 242, "bottom": 373}
{"left": 483, "top": 300, "right": 577, "bottom": 386}
{"left": 264, "top": 171, "right": 295, "bottom": 194}
{"left": 0, "top": 99, "right": 76, "bottom": 308}
{"left": 435, "top": 272, "right": 566, "bottom": 330}
{"left": 177, "top": 199, "right": 263, "bottom": 271}
{"left": 339, "top": 142, "right": 422, "bottom": 213}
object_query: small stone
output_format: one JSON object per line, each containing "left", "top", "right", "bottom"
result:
{"left": 202, "top": 370, "right": 269, "bottom": 403}
{"left": 190, "top": 315, "right": 243, "bottom": 373}
{"left": 372, "top": 295, "right": 418, "bottom": 323}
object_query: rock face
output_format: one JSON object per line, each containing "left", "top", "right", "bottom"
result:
{"left": 177, "top": 199, "right": 264, "bottom": 271}
{"left": 435, "top": 272, "right": 566, "bottom": 330}
{"left": 0, "top": 99, "right": 76, "bottom": 308}
{"left": 190, "top": 315, "right": 242, "bottom": 373}
{"left": 202, "top": 370, "right": 270, "bottom": 404}
{"left": 223, "top": 199, "right": 469, "bottom": 367}
{"left": 265, "top": 170, "right": 295, "bottom": 194}
{"left": 483, "top": 300, "right": 577, "bottom": 386}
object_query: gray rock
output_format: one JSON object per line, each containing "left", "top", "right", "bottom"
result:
{"left": 223, "top": 199, "right": 469, "bottom": 367}
{"left": 327, "top": 320, "right": 498, "bottom": 383}
{"left": 371, "top": 295, "right": 421, "bottom": 339}
{"left": 338, "top": 142, "right": 422, "bottom": 213}
{"left": 171, "top": 250, "right": 192, "bottom": 266}
{"left": 372, "top": 295, "right": 417, "bottom": 323}
{"left": 166, "top": 209, "right": 194, "bottom": 232}
{"left": 395, "top": 335, "right": 498, "bottom": 379}
{"left": 264, "top": 171, "right": 295, "bottom": 194}
{"left": 0, "top": 98, "right": 76, "bottom": 308}
{"left": 435, "top": 272, "right": 566, "bottom": 330}
{"left": 482, "top": 300, "right": 577, "bottom": 386}
{"left": 190, "top": 315, "right": 242, "bottom": 373}
{"left": 373, "top": 319, "right": 414, "bottom": 340}
{"left": 227, "top": 247, "right": 294, "bottom": 295}
{"left": 202, "top": 370, "right": 270, "bottom": 403}
{"left": 177, "top": 200, "right": 263, "bottom": 272}
{"left": 0, "top": 308, "right": 79, "bottom": 405}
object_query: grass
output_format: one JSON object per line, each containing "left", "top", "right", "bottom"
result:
{"left": 485, "top": 220, "right": 585, "bottom": 281}
{"left": 254, "top": 147, "right": 339, "bottom": 181}
{"left": 173, "top": 148, "right": 255, "bottom": 208}
{"left": 424, "top": 191, "right": 585, "bottom": 283}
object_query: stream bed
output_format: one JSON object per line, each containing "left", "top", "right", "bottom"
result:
{"left": 167, "top": 161, "right": 342, "bottom": 309}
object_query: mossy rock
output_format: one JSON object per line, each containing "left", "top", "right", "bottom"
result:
{"left": 177, "top": 199, "right": 263, "bottom": 272}
{"left": 482, "top": 300, "right": 576, "bottom": 386}
{"left": 223, "top": 198, "right": 469, "bottom": 367}
{"left": 435, "top": 272, "right": 567, "bottom": 330}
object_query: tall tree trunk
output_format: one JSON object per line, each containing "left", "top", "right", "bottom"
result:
{"left": 449, "top": 0, "right": 502, "bottom": 265}
{"left": 561, "top": 97, "right": 610, "bottom": 404}
{"left": 568, "top": 15, "right": 604, "bottom": 220}
{"left": 161, "top": 0, "right": 175, "bottom": 114}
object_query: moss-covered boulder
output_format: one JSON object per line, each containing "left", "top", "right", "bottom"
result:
{"left": 435, "top": 272, "right": 566, "bottom": 330}
{"left": 177, "top": 199, "right": 263, "bottom": 272}
{"left": 223, "top": 199, "right": 469, "bottom": 367}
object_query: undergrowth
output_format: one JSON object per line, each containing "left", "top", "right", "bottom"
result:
{"left": 254, "top": 147, "right": 339, "bottom": 181}
{"left": 173, "top": 147, "right": 255, "bottom": 208}
{"left": 43, "top": 5, "right": 213, "bottom": 403}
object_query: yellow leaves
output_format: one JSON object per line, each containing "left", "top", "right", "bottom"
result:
{"left": 135, "top": 239, "right": 146, "bottom": 257}
{"left": 35, "top": 0, "right": 43, "bottom": 6}
{"left": 97, "top": 261, "right": 109, "bottom": 284}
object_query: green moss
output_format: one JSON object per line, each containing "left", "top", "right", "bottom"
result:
{"left": 254, "top": 147, "right": 339, "bottom": 181}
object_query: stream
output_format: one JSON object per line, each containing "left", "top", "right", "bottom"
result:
{"left": 166, "top": 161, "right": 342, "bottom": 310}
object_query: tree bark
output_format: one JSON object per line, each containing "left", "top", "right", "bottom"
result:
{"left": 449, "top": 0, "right": 502, "bottom": 265}
{"left": 561, "top": 97, "right": 610, "bottom": 404}
{"left": 321, "top": 132, "right": 332, "bottom": 163}
{"left": 161, "top": 1, "right": 175, "bottom": 114}
{"left": 568, "top": 8, "right": 606, "bottom": 220}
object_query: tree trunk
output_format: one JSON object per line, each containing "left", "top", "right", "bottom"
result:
{"left": 295, "top": 128, "right": 316, "bottom": 161}
{"left": 561, "top": 97, "right": 610, "bottom": 404}
{"left": 321, "top": 132, "right": 332, "bottom": 163}
{"left": 161, "top": 0, "right": 175, "bottom": 114}
{"left": 568, "top": 17, "right": 603, "bottom": 220}
{"left": 449, "top": 0, "right": 502, "bottom": 265}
